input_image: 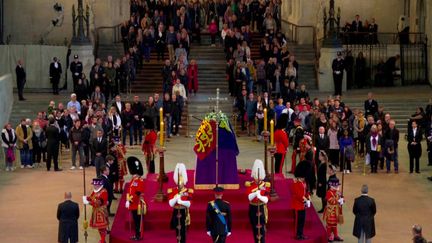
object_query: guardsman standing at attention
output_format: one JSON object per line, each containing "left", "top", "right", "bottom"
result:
{"left": 292, "top": 161, "right": 312, "bottom": 241}
{"left": 168, "top": 163, "right": 193, "bottom": 243}
{"left": 70, "top": 55, "right": 83, "bottom": 89}
{"left": 246, "top": 159, "right": 270, "bottom": 243}
{"left": 323, "top": 177, "right": 344, "bottom": 242}
{"left": 125, "top": 157, "right": 146, "bottom": 241}
{"left": 82, "top": 178, "right": 109, "bottom": 243}
{"left": 206, "top": 186, "right": 232, "bottom": 243}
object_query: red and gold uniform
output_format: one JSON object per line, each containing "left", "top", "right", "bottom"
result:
{"left": 85, "top": 185, "right": 109, "bottom": 243}
{"left": 245, "top": 180, "right": 270, "bottom": 243}
{"left": 87, "top": 188, "right": 109, "bottom": 229}
{"left": 291, "top": 178, "right": 310, "bottom": 240}
{"left": 126, "top": 175, "right": 146, "bottom": 240}
{"left": 323, "top": 188, "right": 343, "bottom": 241}
{"left": 141, "top": 130, "right": 157, "bottom": 173}
{"left": 113, "top": 143, "right": 127, "bottom": 191}
{"left": 168, "top": 187, "right": 193, "bottom": 243}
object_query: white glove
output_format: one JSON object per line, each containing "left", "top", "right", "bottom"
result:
{"left": 125, "top": 201, "right": 130, "bottom": 209}
{"left": 227, "top": 232, "right": 232, "bottom": 237}
{"left": 207, "top": 231, "right": 211, "bottom": 237}
{"left": 338, "top": 198, "right": 344, "bottom": 206}
{"left": 305, "top": 200, "right": 311, "bottom": 208}
{"left": 82, "top": 196, "right": 89, "bottom": 205}
{"left": 255, "top": 190, "right": 261, "bottom": 197}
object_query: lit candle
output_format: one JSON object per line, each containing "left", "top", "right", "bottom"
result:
{"left": 263, "top": 108, "right": 267, "bottom": 131}
{"left": 160, "top": 122, "right": 164, "bottom": 147}
{"left": 270, "top": 119, "right": 274, "bottom": 146}
{"left": 159, "top": 107, "right": 163, "bottom": 123}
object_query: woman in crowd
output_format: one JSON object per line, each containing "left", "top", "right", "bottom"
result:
{"left": 339, "top": 129, "right": 355, "bottom": 173}
{"left": 255, "top": 95, "right": 265, "bottom": 141}
{"left": 328, "top": 120, "right": 340, "bottom": 168}
{"left": 32, "top": 122, "right": 46, "bottom": 168}
{"left": 187, "top": 59, "right": 199, "bottom": 95}
{"left": 316, "top": 151, "right": 329, "bottom": 213}
{"left": 366, "top": 124, "right": 382, "bottom": 173}
{"left": 2, "top": 123, "right": 17, "bottom": 171}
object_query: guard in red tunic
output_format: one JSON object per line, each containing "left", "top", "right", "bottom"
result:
{"left": 168, "top": 163, "right": 193, "bottom": 243}
{"left": 141, "top": 120, "right": 157, "bottom": 174}
{"left": 245, "top": 159, "right": 270, "bottom": 243}
{"left": 111, "top": 136, "right": 127, "bottom": 192}
{"left": 323, "top": 177, "right": 344, "bottom": 242}
{"left": 291, "top": 161, "right": 311, "bottom": 240}
{"left": 83, "top": 178, "right": 109, "bottom": 243}
{"left": 125, "top": 157, "right": 146, "bottom": 241}
{"left": 274, "top": 114, "right": 289, "bottom": 173}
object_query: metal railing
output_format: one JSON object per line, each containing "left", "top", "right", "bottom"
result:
{"left": 341, "top": 34, "right": 429, "bottom": 86}
{"left": 281, "top": 20, "right": 320, "bottom": 88}
{"left": 94, "top": 24, "right": 122, "bottom": 57}
{"left": 339, "top": 31, "right": 427, "bottom": 45}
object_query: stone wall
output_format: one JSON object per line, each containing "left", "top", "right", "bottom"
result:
{"left": 4, "top": 0, "right": 129, "bottom": 45}
{"left": 0, "top": 74, "right": 13, "bottom": 129}
{"left": 0, "top": 45, "right": 68, "bottom": 89}
{"left": 282, "top": 0, "right": 405, "bottom": 41}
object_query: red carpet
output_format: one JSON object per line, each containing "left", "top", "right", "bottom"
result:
{"left": 110, "top": 171, "right": 327, "bottom": 243}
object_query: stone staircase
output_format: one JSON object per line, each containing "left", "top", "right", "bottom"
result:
{"left": 184, "top": 35, "right": 234, "bottom": 135}
{"left": 248, "top": 34, "right": 318, "bottom": 90}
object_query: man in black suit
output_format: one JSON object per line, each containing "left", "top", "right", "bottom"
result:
{"left": 70, "top": 55, "right": 83, "bottom": 89}
{"left": 206, "top": 187, "right": 232, "bottom": 243}
{"left": 364, "top": 92, "right": 379, "bottom": 117}
{"left": 332, "top": 52, "right": 344, "bottom": 96}
{"left": 15, "top": 59, "right": 26, "bottom": 101}
{"left": 407, "top": 121, "right": 422, "bottom": 174}
{"left": 92, "top": 130, "right": 107, "bottom": 177}
{"left": 99, "top": 165, "right": 115, "bottom": 216}
{"left": 50, "top": 57, "right": 63, "bottom": 95}
{"left": 315, "top": 126, "right": 330, "bottom": 167}
{"left": 112, "top": 95, "right": 125, "bottom": 114}
{"left": 57, "top": 192, "right": 79, "bottom": 243}
{"left": 351, "top": 14, "right": 363, "bottom": 44}
{"left": 384, "top": 120, "right": 400, "bottom": 173}
{"left": 46, "top": 118, "right": 62, "bottom": 171}
{"left": 353, "top": 185, "right": 376, "bottom": 243}
{"left": 236, "top": 89, "right": 248, "bottom": 131}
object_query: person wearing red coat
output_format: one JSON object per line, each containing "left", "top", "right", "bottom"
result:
{"left": 275, "top": 114, "right": 289, "bottom": 173}
{"left": 142, "top": 128, "right": 157, "bottom": 174}
{"left": 323, "top": 177, "right": 344, "bottom": 242}
{"left": 291, "top": 162, "right": 311, "bottom": 240}
{"left": 111, "top": 138, "right": 127, "bottom": 192}
{"left": 125, "top": 157, "right": 146, "bottom": 241}
{"left": 83, "top": 178, "right": 109, "bottom": 243}
{"left": 187, "top": 59, "right": 199, "bottom": 94}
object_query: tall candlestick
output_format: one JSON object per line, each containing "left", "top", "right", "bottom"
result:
{"left": 270, "top": 120, "right": 274, "bottom": 146}
{"left": 264, "top": 108, "right": 267, "bottom": 131}
{"left": 159, "top": 107, "right": 163, "bottom": 123}
{"left": 160, "top": 122, "right": 164, "bottom": 147}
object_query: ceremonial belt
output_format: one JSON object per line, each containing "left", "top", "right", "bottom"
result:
{"left": 249, "top": 202, "right": 266, "bottom": 206}
{"left": 174, "top": 205, "right": 187, "bottom": 209}
{"left": 211, "top": 201, "right": 228, "bottom": 234}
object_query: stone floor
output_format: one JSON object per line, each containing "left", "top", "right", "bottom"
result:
{"left": 0, "top": 134, "right": 431, "bottom": 243}
{"left": 0, "top": 86, "right": 431, "bottom": 243}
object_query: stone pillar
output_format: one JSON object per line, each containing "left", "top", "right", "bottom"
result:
{"left": 318, "top": 48, "right": 346, "bottom": 92}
